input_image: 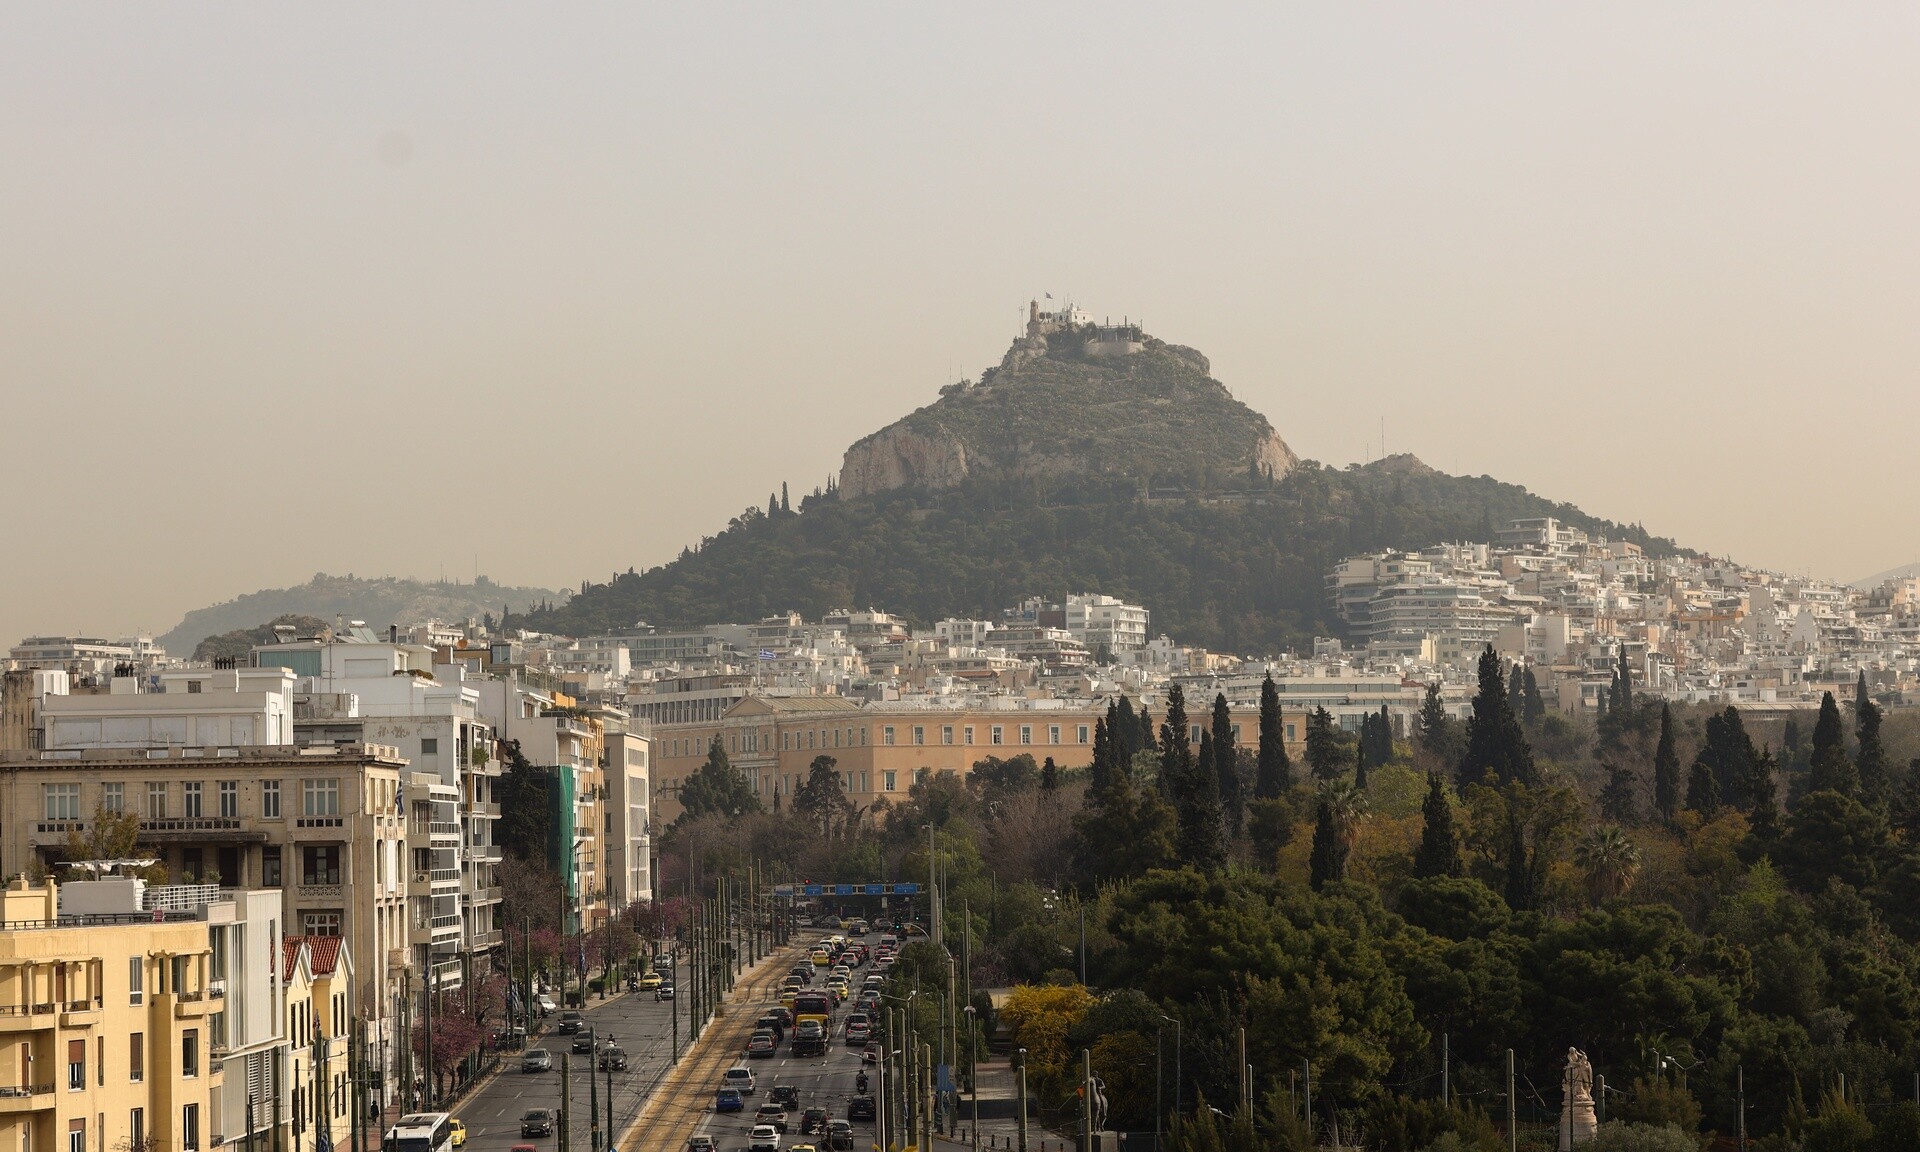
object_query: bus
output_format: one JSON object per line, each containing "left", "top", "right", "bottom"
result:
{"left": 793, "top": 992, "right": 832, "bottom": 1032}
{"left": 386, "top": 1113, "right": 455, "bottom": 1152}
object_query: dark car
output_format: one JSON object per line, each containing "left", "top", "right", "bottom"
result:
{"left": 755, "top": 1014, "right": 787, "bottom": 1040}
{"left": 766, "top": 1006, "right": 793, "bottom": 1028}
{"left": 521, "top": 1109, "right": 555, "bottom": 1137}
{"left": 769, "top": 1085, "right": 800, "bottom": 1111}
{"left": 656, "top": 982, "right": 676, "bottom": 1001}
{"left": 556, "top": 1011, "right": 584, "bottom": 1034}
{"left": 800, "top": 1107, "right": 830, "bottom": 1135}
{"left": 789, "top": 965, "right": 813, "bottom": 985}
{"left": 570, "top": 1033, "right": 595, "bottom": 1053}
{"left": 792, "top": 1020, "right": 827, "bottom": 1057}
{"left": 847, "top": 1096, "right": 875, "bottom": 1122}
{"left": 715, "top": 1089, "right": 745, "bottom": 1113}
{"left": 827, "top": 1119, "right": 854, "bottom": 1150}
{"left": 598, "top": 1045, "right": 627, "bottom": 1071}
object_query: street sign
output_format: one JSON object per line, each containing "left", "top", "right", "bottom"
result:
{"left": 774, "top": 882, "right": 923, "bottom": 896}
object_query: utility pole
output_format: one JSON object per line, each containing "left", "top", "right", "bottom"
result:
{"left": 1081, "top": 1048, "right": 1094, "bottom": 1152}
{"left": 1442, "top": 1033, "right": 1450, "bottom": 1109}
{"left": 588, "top": 1026, "right": 600, "bottom": 1152}
{"left": 559, "top": 1053, "right": 572, "bottom": 1152}
{"left": 421, "top": 968, "right": 433, "bottom": 1108}
{"left": 1304, "top": 1058, "right": 1312, "bottom": 1135}
{"left": 922, "top": 1041, "right": 934, "bottom": 1152}
{"left": 1737, "top": 1065, "right": 1746, "bottom": 1152}
{"left": 1078, "top": 904, "right": 1086, "bottom": 985}
{"left": 1238, "top": 1028, "right": 1247, "bottom": 1114}
{"left": 1507, "top": 1049, "right": 1517, "bottom": 1152}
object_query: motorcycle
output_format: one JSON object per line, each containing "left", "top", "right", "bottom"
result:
{"left": 855, "top": 1072, "right": 869, "bottom": 1095}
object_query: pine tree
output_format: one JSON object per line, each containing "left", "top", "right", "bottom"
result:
{"left": 1653, "top": 704, "right": 1680, "bottom": 824}
{"left": 1418, "top": 681, "right": 1461, "bottom": 763}
{"left": 1211, "top": 693, "right": 1243, "bottom": 836}
{"left": 1255, "top": 674, "right": 1291, "bottom": 798}
{"left": 1599, "top": 763, "right": 1639, "bottom": 824}
{"left": 1305, "top": 707, "right": 1347, "bottom": 781}
{"left": 1808, "top": 692, "right": 1858, "bottom": 796}
{"left": 1459, "top": 646, "right": 1537, "bottom": 788}
{"left": 1412, "top": 772, "right": 1463, "bottom": 878}
{"left": 1856, "top": 674, "right": 1889, "bottom": 805}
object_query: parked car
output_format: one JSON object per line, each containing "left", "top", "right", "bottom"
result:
{"left": 723, "top": 1066, "right": 756, "bottom": 1095}
{"left": 521, "top": 1049, "right": 552, "bottom": 1073}
{"left": 521, "top": 1109, "right": 554, "bottom": 1137}
{"left": 748, "top": 1124, "right": 781, "bottom": 1152}
{"left": 715, "top": 1088, "right": 745, "bottom": 1113}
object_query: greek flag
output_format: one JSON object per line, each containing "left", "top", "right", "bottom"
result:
{"left": 758, "top": 650, "right": 776, "bottom": 660}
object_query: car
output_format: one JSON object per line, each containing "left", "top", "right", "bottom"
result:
{"left": 656, "top": 982, "right": 676, "bottom": 1001}
{"left": 799, "top": 1107, "right": 830, "bottom": 1136}
{"left": 599, "top": 1045, "right": 627, "bottom": 1071}
{"left": 810, "top": 949, "right": 832, "bottom": 966}
{"left": 533, "top": 993, "right": 557, "bottom": 1016}
{"left": 782, "top": 975, "right": 805, "bottom": 993}
{"left": 449, "top": 1119, "right": 466, "bottom": 1147}
{"left": 571, "top": 1033, "right": 595, "bottom": 1054}
{"left": 747, "top": 1030, "right": 778, "bottom": 1057}
{"left": 716, "top": 1088, "right": 745, "bottom": 1113}
{"left": 847, "top": 1097, "right": 875, "bottom": 1122}
{"left": 826, "top": 1119, "right": 854, "bottom": 1150}
{"left": 755, "top": 1102, "right": 789, "bottom": 1132}
{"left": 792, "top": 1020, "right": 827, "bottom": 1057}
{"left": 845, "top": 1022, "right": 870, "bottom": 1046}
{"left": 788, "top": 1146, "right": 817, "bottom": 1152}
{"left": 639, "top": 972, "right": 663, "bottom": 990}
{"left": 770, "top": 1085, "right": 801, "bottom": 1111}
{"left": 512, "top": 1144, "right": 539, "bottom": 1152}
{"left": 687, "top": 1138, "right": 716, "bottom": 1152}
{"left": 849, "top": 919, "right": 869, "bottom": 936}
{"left": 557, "top": 1011, "right": 584, "bottom": 1034}
{"left": 788, "top": 966, "right": 813, "bottom": 984}
{"left": 797, "top": 914, "right": 816, "bottom": 927}
{"left": 521, "top": 1109, "right": 555, "bottom": 1137}
{"left": 521, "top": 1048, "right": 553, "bottom": 1073}
{"left": 779, "top": 989, "right": 799, "bottom": 1008}
{"left": 724, "top": 1066, "right": 756, "bottom": 1095}
{"left": 767, "top": 1005, "right": 794, "bottom": 1028}
{"left": 748, "top": 1124, "right": 781, "bottom": 1152}
{"left": 755, "top": 1013, "right": 788, "bottom": 1038}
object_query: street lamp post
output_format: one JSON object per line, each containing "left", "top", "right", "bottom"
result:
{"left": 963, "top": 1005, "right": 979, "bottom": 1152}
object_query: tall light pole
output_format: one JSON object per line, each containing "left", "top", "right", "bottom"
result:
{"left": 963, "top": 1005, "right": 978, "bottom": 1152}
{"left": 1158, "top": 1014, "right": 1182, "bottom": 1120}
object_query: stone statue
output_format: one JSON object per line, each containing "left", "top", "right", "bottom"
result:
{"left": 1560, "top": 1047, "right": 1598, "bottom": 1149}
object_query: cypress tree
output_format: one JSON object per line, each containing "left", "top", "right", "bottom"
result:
{"left": 1695, "top": 707, "right": 1758, "bottom": 811}
{"left": 1159, "top": 687, "right": 1191, "bottom": 799}
{"left": 1418, "top": 682, "right": 1458, "bottom": 761}
{"left": 1508, "top": 663, "right": 1526, "bottom": 706}
{"left": 1305, "top": 707, "right": 1347, "bottom": 781}
{"left": 1616, "top": 645, "right": 1634, "bottom": 710}
{"left": 1653, "top": 704, "right": 1680, "bottom": 823}
{"left": 1211, "top": 693, "right": 1242, "bottom": 835}
{"left": 1139, "top": 706, "right": 1157, "bottom": 755}
{"left": 1041, "top": 756, "right": 1060, "bottom": 793}
{"left": 1856, "top": 676, "right": 1889, "bottom": 805}
{"left": 1090, "top": 718, "right": 1112, "bottom": 796}
{"left": 1116, "top": 696, "right": 1140, "bottom": 762}
{"left": 1459, "top": 646, "right": 1537, "bottom": 788}
{"left": 1181, "top": 731, "right": 1228, "bottom": 872}
{"left": 1599, "top": 762, "right": 1639, "bottom": 824}
{"left": 1686, "top": 756, "right": 1721, "bottom": 818}
{"left": 1748, "top": 748, "right": 1781, "bottom": 843}
{"left": 780, "top": 482, "right": 790, "bottom": 514}
{"left": 1255, "top": 674, "right": 1291, "bottom": 798}
{"left": 1413, "top": 772, "right": 1464, "bottom": 878}
{"left": 1808, "top": 692, "right": 1858, "bottom": 796}
{"left": 1522, "top": 668, "right": 1545, "bottom": 725}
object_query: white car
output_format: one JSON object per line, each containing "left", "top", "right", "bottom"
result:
{"left": 533, "top": 993, "right": 556, "bottom": 1016}
{"left": 724, "top": 1066, "right": 756, "bottom": 1096}
{"left": 748, "top": 1125, "right": 780, "bottom": 1152}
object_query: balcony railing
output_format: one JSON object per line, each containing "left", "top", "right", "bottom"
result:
{"left": 0, "top": 1084, "right": 54, "bottom": 1099}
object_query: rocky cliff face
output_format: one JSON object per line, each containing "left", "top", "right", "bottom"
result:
{"left": 839, "top": 327, "right": 1297, "bottom": 499}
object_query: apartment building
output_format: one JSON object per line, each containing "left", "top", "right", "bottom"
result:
{"left": 281, "top": 936, "right": 352, "bottom": 1152}
{"left": 0, "top": 877, "right": 227, "bottom": 1152}
{"left": 602, "top": 726, "right": 653, "bottom": 911}
{"left": 0, "top": 744, "right": 411, "bottom": 1089}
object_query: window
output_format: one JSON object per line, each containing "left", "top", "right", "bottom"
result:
{"left": 183, "top": 782, "right": 202, "bottom": 818}
{"left": 912, "top": 726, "right": 925, "bottom": 746}
{"left": 1049, "top": 725, "right": 1061, "bottom": 745}
{"left": 186, "top": 680, "right": 203, "bottom": 694}
{"left": 420, "top": 738, "right": 438, "bottom": 755}
{"left": 1191, "top": 724, "right": 1203, "bottom": 743}
{"left": 1232, "top": 724, "right": 1243, "bottom": 743}
{"left": 218, "top": 781, "right": 238, "bottom": 818}
{"left": 67, "top": 1121, "right": 82, "bottom": 1152}
{"left": 990, "top": 726, "right": 1002, "bottom": 745}
{"left": 128, "top": 958, "right": 143, "bottom": 1005}
{"left": 1078, "top": 725, "right": 1090, "bottom": 744}
{"left": 181, "top": 1030, "right": 198, "bottom": 1078}
{"left": 1019, "top": 725, "right": 1032, "bottom": 745}
{"left": 302, "top": 912, "right": 342, "bottom": 937}
{"left": 262, "top": 847, "right": 282, "bottom": 888}
{"left": 963, "top": 726, "right": 974, "bottom": 745}
{"left": 301, "top": 779, "right": 340, "bottom": 817}
{"left": 67, "top": 1039, "right": 84, "bottom": 1090}
{"left": 182, "top": 1104, "right": 200, "bottom": 1151}
{"left": 942, "top": 726, "right": 954, "bottom": 745}
{"left": 129, "top": 1034, "right": 143, "bottom": 1083}
{"left": 43, "top": 784, "right": 80, "bottom": 821}
{"left": 883, "top": 727, "right": 895, "bottom": 746}
{"left": 102, "top": 782, "right": 124, "bottom": 813}
{"left": 145, "top": 783, "right": 167, "bottom": 820}
{"left": 883, "top": 770, "right": 897, "bottom": 793}
{"left": 129, "top": 1111, "right": 143, "bottom": 1152}
{"left": 1287, "top": 723, "right": 1297, "bottom": 742}
{"left": 301, "top": 847, "right": 341, "bottom": 886}
{"left": 262, "top": 780, "right": 281, "bottom": 819}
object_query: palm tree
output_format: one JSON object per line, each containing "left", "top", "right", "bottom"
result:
{"left": 1309, "top": 777, "right": 1372, "bottom": 889}
{"left": 1575, "top": 823, "right": 1641, "bottom": 905}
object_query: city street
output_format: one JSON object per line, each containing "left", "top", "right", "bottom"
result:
{"left": 456, "top": 962, "right": 691, "bottom": 1152}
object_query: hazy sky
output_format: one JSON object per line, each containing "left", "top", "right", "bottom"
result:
{"left": 6, "top": 4, "right": 1920, "bottom": 648}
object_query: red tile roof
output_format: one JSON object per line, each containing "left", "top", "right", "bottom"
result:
{"left": 282, "top": 935, "right": 344, "bottom": 980}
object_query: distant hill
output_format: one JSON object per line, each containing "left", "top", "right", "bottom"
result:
{"left": 159, "top": 573, "right": 566, "bottom": 658}
{"left": 525, "top": 332, "right": 1681, "bottom": 654}
{"left": 1853, "top": 561, "right": 1920, "bottom": 589}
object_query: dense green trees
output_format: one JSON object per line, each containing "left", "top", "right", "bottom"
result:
{"left": 676, "top": 735, "right": 761, "bottom": 824}
{"left": 1256, "top": 674, "right": 1292, "bottom": 798}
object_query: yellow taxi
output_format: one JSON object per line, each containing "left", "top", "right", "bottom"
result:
{"left": 449, "top": 1119, "right": 467, "bottom": 1147}
{"left": 811, "top": 948, "right": 832, "bottom": 966}
{"left": 639, "top": 972, "right": 663, "bottom": 990}
{"left": 780, "top": 988, "right": 799, "bottom": 1007}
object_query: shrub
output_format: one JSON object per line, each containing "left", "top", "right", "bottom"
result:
{"left": 1585, "top": 1122, "right": 1699, "bottom": 1152}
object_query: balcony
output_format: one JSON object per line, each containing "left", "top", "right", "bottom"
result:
{"left": 468, "top": 802, "right": 501, "bottom": 819}
{"left": 469, "top": 929, "right": 504, "bottom": 950}
{"left": 463, "top": 844, "right": 502, "bottom": 865}
{"left": 0, "top": 1003, "right": 57, "bottom": 1032}
{"left": 295, "top": 884, "right": 343, "bottom": 900}
{"left": 0, "top": 1084, "right": 54, "bottom": 1113}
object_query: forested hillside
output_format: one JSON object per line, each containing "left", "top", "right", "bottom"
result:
{"left": 527, "top": 456, "right": 1679, "bottom": 651}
